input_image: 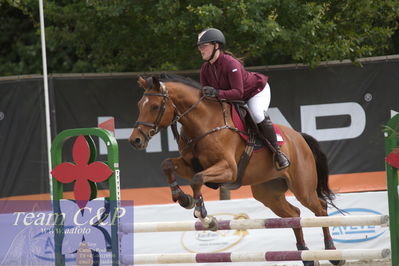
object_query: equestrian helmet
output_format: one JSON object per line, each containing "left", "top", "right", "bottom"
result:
{"left": 197, "top": 28, "right": 226, "bottom": 46}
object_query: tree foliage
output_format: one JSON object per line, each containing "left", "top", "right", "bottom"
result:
{"left": 1, "top": 0, "right": 398, "bottom": 75}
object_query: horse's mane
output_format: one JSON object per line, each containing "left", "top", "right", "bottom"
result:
{"left": 159, "top": 73, "right": 202, "bottom": 90}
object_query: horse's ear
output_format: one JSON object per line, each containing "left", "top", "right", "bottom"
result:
{"left": 137, "top": 76, "right": 160, "bottom": 91}
{"left": 137, "top": 76, "right": 147, "bottom": 89}
{"left": 145, "top": 77, "right": 154, "bottom": 89}
{"left": 151, "top": 76, "right": 161, "bottom": 91}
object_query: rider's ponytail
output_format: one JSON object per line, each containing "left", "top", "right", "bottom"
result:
{"left": 223, "top": 50, "right": 245, "bottom": 65}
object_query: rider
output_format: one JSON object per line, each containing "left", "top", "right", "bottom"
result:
{"left": 197, "top": 28, "right": 290, "bottom": 170}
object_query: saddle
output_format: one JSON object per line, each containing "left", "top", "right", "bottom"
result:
{"left": 231, "top": 102, "right": 284, "bottom": 149}
{"left": 231, "top": 102, "right": 264, "bottom": 151}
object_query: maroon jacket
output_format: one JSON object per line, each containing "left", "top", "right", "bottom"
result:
{"left": 200, "top": 52, "right": 268, "bottom": 101}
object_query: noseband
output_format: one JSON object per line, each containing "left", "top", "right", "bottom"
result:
{"left": 133, "top": 82, "right": 205, "bottom": 142}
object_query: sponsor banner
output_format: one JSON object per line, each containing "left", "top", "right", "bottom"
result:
{"left": 1, "top": 58, "right": 398, "bottom": 197}
{"left": 0, "top": 200, "right": 133, "bottom": 266}
{"left": 133, "top": 191, "right": 390, "bottom": 265}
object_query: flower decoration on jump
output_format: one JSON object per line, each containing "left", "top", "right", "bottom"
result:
{"left": 386, "top": 147, "right": 399, "bottom": 169}
{"left": 51, "top": 135, "right": 113, "bottom": 208}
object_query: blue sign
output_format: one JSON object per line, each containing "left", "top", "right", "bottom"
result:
{"left": 329, "top": 208, "right": 387, "bottom": 243}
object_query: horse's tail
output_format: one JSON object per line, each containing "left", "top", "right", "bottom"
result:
{"left": 300, "top": 133, "right": 339, "bottom": 209}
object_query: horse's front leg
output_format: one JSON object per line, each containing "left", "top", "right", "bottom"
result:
{"left": 191, "top": 160, "right": 234, "bottom": 231}
{"left": 161, "top": 158, "right": 196, "bottom": 209}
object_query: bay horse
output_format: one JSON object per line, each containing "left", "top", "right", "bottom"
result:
{"left": 129, "top": 74, "right": 343, "bottom": 266}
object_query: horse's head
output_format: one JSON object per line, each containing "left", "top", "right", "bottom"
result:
{"left": 129, "top": 76, "right": 175, "bottom": 150}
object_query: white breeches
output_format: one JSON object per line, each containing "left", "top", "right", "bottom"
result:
{"left": 247, "top": 83, "right": 271, "bottom": 124}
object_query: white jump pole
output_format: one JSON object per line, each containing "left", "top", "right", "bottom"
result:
{"left": 120, "top": 248, "right": 390, "bottom": 265}
{"left": 120, "top": 215, "right": 388, "bottom": 233}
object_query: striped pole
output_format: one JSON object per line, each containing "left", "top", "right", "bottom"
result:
{"left": 120, "top": 215, "right": 388, "bottom": 233}
{"left": 120, "top": 249, "right": 390, "bottom": 265}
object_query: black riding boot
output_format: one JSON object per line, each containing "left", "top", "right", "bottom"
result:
{"left": 257, "top": 116, "right": 290, "bottom": 170}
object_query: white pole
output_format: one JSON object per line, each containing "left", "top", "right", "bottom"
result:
{"left": 39, "top": 0, "right": 53, "bottom": 199}
{"left": 120, "top": 215, "right": 389, "bottom": 233}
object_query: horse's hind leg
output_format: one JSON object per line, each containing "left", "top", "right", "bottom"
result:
{"left": 294, "top": 191, "right": 344, "bottom": 266}
{"left": 161, "top": 158, "right": 195, "bottom": 209}
{"left": 318, "top": 199, "right": 344, "bottom": 265}
{"left": 295, "top": 132, "right": 344, "bottom": 265}
{"left": 251, "top": 182, "right": 315, "bottom": 266}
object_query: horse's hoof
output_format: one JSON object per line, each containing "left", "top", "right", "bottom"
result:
{"left": 194, "top": 197, "right": 207, "bottom": 218}
{"left": 198, "top": 216, "right": 218, "bottom": 231}
{"left": 178, "top": 194, "right": 195, "bottom": 209}
{"left": 330, "top": 260, "right": 345, "bottom": 265}
{"left": 302, "top": 260, "right": 316, "bottom": 266}
{"left": 324, "top": 239, "right": 344, "bottom": 265}
{"left": 194, "top": 207, "right": 207, "bottom": 219}
{"left": 207, "top": 216, "right": 218, "bottom": 231}
{"left": 297, "top": 243, "right": 313, "bottom": 266}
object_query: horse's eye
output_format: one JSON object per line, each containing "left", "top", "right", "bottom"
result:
{"left": 151, "top": 105, "right": 159, "bottom": 111}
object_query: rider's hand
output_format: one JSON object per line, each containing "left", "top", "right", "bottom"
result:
{"left": 202, "top": 86, "right": 219, "bottom": 97}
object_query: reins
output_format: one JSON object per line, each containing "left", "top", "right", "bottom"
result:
{"left": 181, "top": 99, "right": 242, "bottom": 151}
{"left": 134, "top": 81, "right": 245, "bottom": 152}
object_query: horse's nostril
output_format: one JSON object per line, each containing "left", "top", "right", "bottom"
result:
{"left": 134, "top": 138, "right": 141, "bottom": 144}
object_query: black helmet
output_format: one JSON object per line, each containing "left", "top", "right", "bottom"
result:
{"left": 197, "top": 28, "right": 226, "bottom": 46}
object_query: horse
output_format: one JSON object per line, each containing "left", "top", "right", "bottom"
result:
{"left": 129, "top": 74, "right": 344, "bottom": 266}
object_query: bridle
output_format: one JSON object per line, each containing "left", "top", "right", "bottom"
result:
{"left": 133, "top": 82, "right": 205, "bottom": 142}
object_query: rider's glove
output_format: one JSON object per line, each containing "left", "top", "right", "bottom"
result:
{"left": 202, "top": 86, "right": 219, "bottom": 97}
